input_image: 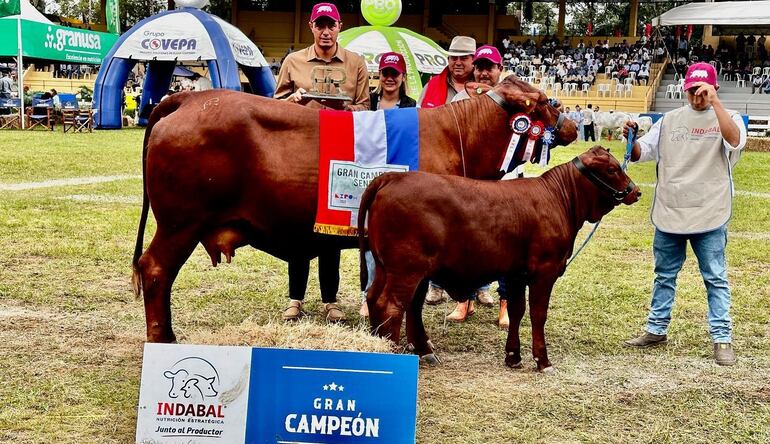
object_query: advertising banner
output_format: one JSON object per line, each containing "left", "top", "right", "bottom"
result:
{"left": 136, "top": 344, "right": 419, "bottom": 444}
{"left": 10, "top": 21, "right": 119, "bottom": 64}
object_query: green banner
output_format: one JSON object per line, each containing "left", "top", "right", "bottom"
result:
{"left": 15, "top": 21, "right": 119, "bottom": 64}
{"left": 0, "top": 0, "right": 21, "bottom": 18}
{"left": 0, "top": 20, "right": 17, "bottom": 54}
{"left": 105, "top": 0, "right": 119, "bottom": 34}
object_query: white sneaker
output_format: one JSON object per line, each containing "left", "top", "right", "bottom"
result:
{"left": 425, "top": 286, "right": 446, "bottom": 305}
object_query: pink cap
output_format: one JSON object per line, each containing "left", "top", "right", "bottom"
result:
{"left": 473, "top": 45, "right": 502, "bottom": 65}
{"left": 310, "top": 2, "right": 341, "bottom": 23}
{"left": 683, "top": 62, "right": 718, "bottom": 91}
{"left": 378, "top": 52, "right": 407, "bottom": 74}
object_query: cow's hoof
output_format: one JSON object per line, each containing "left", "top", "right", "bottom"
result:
{"left": 505, "top": 353, "right": 523, "bottom": 368}
{"left": 539, "top": 366, "right": 556, "bottom": 374}
{"left": 420, "top": 353, "right": 441, "bottom": 365}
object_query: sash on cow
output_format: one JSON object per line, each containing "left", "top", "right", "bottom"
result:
{"left": 314, "top": 108, "right": 420, "bottom": 236}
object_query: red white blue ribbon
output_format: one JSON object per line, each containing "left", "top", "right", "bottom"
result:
{"left": 500, "top": 114, "right": 531, "bottom": 173}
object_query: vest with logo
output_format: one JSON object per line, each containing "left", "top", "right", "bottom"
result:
{"left": 652, "top": 106, "right": 736, "bottom": 234}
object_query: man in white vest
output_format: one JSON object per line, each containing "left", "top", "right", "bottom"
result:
{"left": 623, "top": 62, "right": 746, "bottom": 366}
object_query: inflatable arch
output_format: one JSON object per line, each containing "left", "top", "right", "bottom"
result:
{"left": 93, "top": 7, "right": 276, "bottom": 128}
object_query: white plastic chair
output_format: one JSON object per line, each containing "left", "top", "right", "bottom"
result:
{"left": 614, "top": 83, "right": 624, "bottom": 97}
{"left": 580, "top": 83, "right": 590, "bottom": 96}
{"left": 598, "top": 84, "right": 610, "bottom": 97}
{"left": 624, "top": 83, "right": 633, "bottom": 98}
{"left": 736, "top": 77, "right": 746, "bottom": 88}
{"left": 665, "top": 84, "right": 676, "bottom": 99}
{"left": 763, "top": 67, "right": 770, "bottom": 77}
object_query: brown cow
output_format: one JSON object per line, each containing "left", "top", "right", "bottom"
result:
{"left": 358, "top": 147, "right": 640, "bottom": 371}
{"left": 132, "top": 76, "right": 578, "bottom": 343}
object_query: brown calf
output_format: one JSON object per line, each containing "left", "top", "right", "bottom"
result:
{"left": 358, "top": 147, "right": 640, "bottom": 371}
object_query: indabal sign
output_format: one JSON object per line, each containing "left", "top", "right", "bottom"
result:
{"left": 136, "top": 344, "right": 418, "bottom": 444}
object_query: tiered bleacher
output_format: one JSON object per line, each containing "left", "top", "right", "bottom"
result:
{"left": 501, "top": 36, "right": 665, "bottom": 112}
{"left": 653, "top": 33, "right": 770, "bottom": 124}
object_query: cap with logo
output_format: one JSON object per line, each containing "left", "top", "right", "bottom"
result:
{"left": 447, "top": 36, "right": 476, "bottom": 57}
{"left": 683, "top": 62, "right": 718, "bottom": 91}
{"left": 473, "top": 45, "right": 502, "bottom": 65}
{"left": 378, "top": 52, "right": 407, "bottom": 74}
{"left": 310, "top": 2, "right": 341, "bottom": 23}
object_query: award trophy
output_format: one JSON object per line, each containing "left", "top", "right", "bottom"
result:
{"left": 300, "top": 66, "right": 352, "bottom": 110}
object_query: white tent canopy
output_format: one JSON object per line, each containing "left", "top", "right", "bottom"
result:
{"left": 0, "top": 0, "right": 52, "bottom": 24}
{"left": 652, "top": 1, "right": 770, "bottom": 26}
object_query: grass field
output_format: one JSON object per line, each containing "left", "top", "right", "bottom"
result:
{"left": 1, "top": 129, "right": 769, "bottom": 443}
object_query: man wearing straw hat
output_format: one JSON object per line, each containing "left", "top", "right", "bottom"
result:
{"left": 418, "top": 35, "right": 476, "bottom": 108}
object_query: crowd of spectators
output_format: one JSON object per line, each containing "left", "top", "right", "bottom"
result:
{"left": 499, "top": 35, "right": 656, "bottom": 90}
{"left": 668, "top": 32, "right": 770, "bottom": 94}
{"left": 51, "top": 63, "right": 94, "bottom": 79}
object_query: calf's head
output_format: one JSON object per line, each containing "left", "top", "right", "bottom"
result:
{"left": 572, "top": 146, "right": 641, "bottom": 220}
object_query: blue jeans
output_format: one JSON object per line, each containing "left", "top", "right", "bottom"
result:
{"left": 646, "top": 226, "right": 732, "bottom": 343}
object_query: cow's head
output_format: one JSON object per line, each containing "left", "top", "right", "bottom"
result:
{"left": 163, "top": 369, "right": 190, "bottom": 399}
{"left": 492, "top": 75, "right": 578, "bottom": 147}
{"left": 573, "top": 146, "right": 640, "bottom": 221}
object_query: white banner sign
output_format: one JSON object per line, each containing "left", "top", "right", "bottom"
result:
{"left": 114, "top": 13, "right": 216, "bottom": 61}
{"left": 136, "top": 343, "right": 252, "bottom": 443}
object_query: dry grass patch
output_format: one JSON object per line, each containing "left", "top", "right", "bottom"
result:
{"left": 188, "top": 319, "right": 393, "bottom": 353}
{"left": 746, "top": 137, "right": 770, "bottom": 152}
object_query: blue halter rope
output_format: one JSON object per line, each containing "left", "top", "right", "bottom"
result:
{"left": 565, "top": 126, "right": 635, "bottom": 268}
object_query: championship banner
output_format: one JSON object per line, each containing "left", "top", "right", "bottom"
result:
{"left": 315, "top": 108, "right": 419, "bottom": 236}
{"left": 136, "top": 344, "right": 419, "bottom": 444}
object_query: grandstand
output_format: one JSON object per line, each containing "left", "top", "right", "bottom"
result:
{"left": 653, "top": 65, "right": 770, "bottom": 116}
{"left": 20, "top": 65, "right": 96, "bottom": 95}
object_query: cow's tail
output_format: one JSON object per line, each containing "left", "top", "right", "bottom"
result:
{"left": 132, "top": 93, "right": 189, "bottom": 299}
{"left": 357, "top": 173, "right": 398, "bottom": 293}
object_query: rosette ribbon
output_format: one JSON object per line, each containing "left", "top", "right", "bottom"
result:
{"left": 523, "top": 121, "right": 544, "bottom": 165}
{"left": 539, "top": 126, "right": 555, "bottom": 168}
{"left": 500, "top": 114, "right": 531, "bottom": 173}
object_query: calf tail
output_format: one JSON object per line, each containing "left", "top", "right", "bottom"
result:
{"left": 357, "top": 173, "right": 398, "bottom": 292}
{"left": 132, "top": 93, "right": 189, "bottom": 298}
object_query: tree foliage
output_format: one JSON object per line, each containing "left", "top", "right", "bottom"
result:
{"left": 45, "top": 0, "right": 232, "bottom": 29}
{"left": 505, "top": 0, "right": 682, "bottom": 37}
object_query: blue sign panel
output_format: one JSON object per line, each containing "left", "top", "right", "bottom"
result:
{"left": 245, "top": 348, "right": 418, "bottom": 444}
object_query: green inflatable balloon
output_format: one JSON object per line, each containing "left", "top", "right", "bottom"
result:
{"left": 361, "top": 0, "right": 402, "bottom": 27}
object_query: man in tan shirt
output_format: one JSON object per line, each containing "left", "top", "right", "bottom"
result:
{"left": 274, "top": 2, "right": 369, "bottom": 111}
{"left": 275, "top": 3, "right": 370, "bottom": 323}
